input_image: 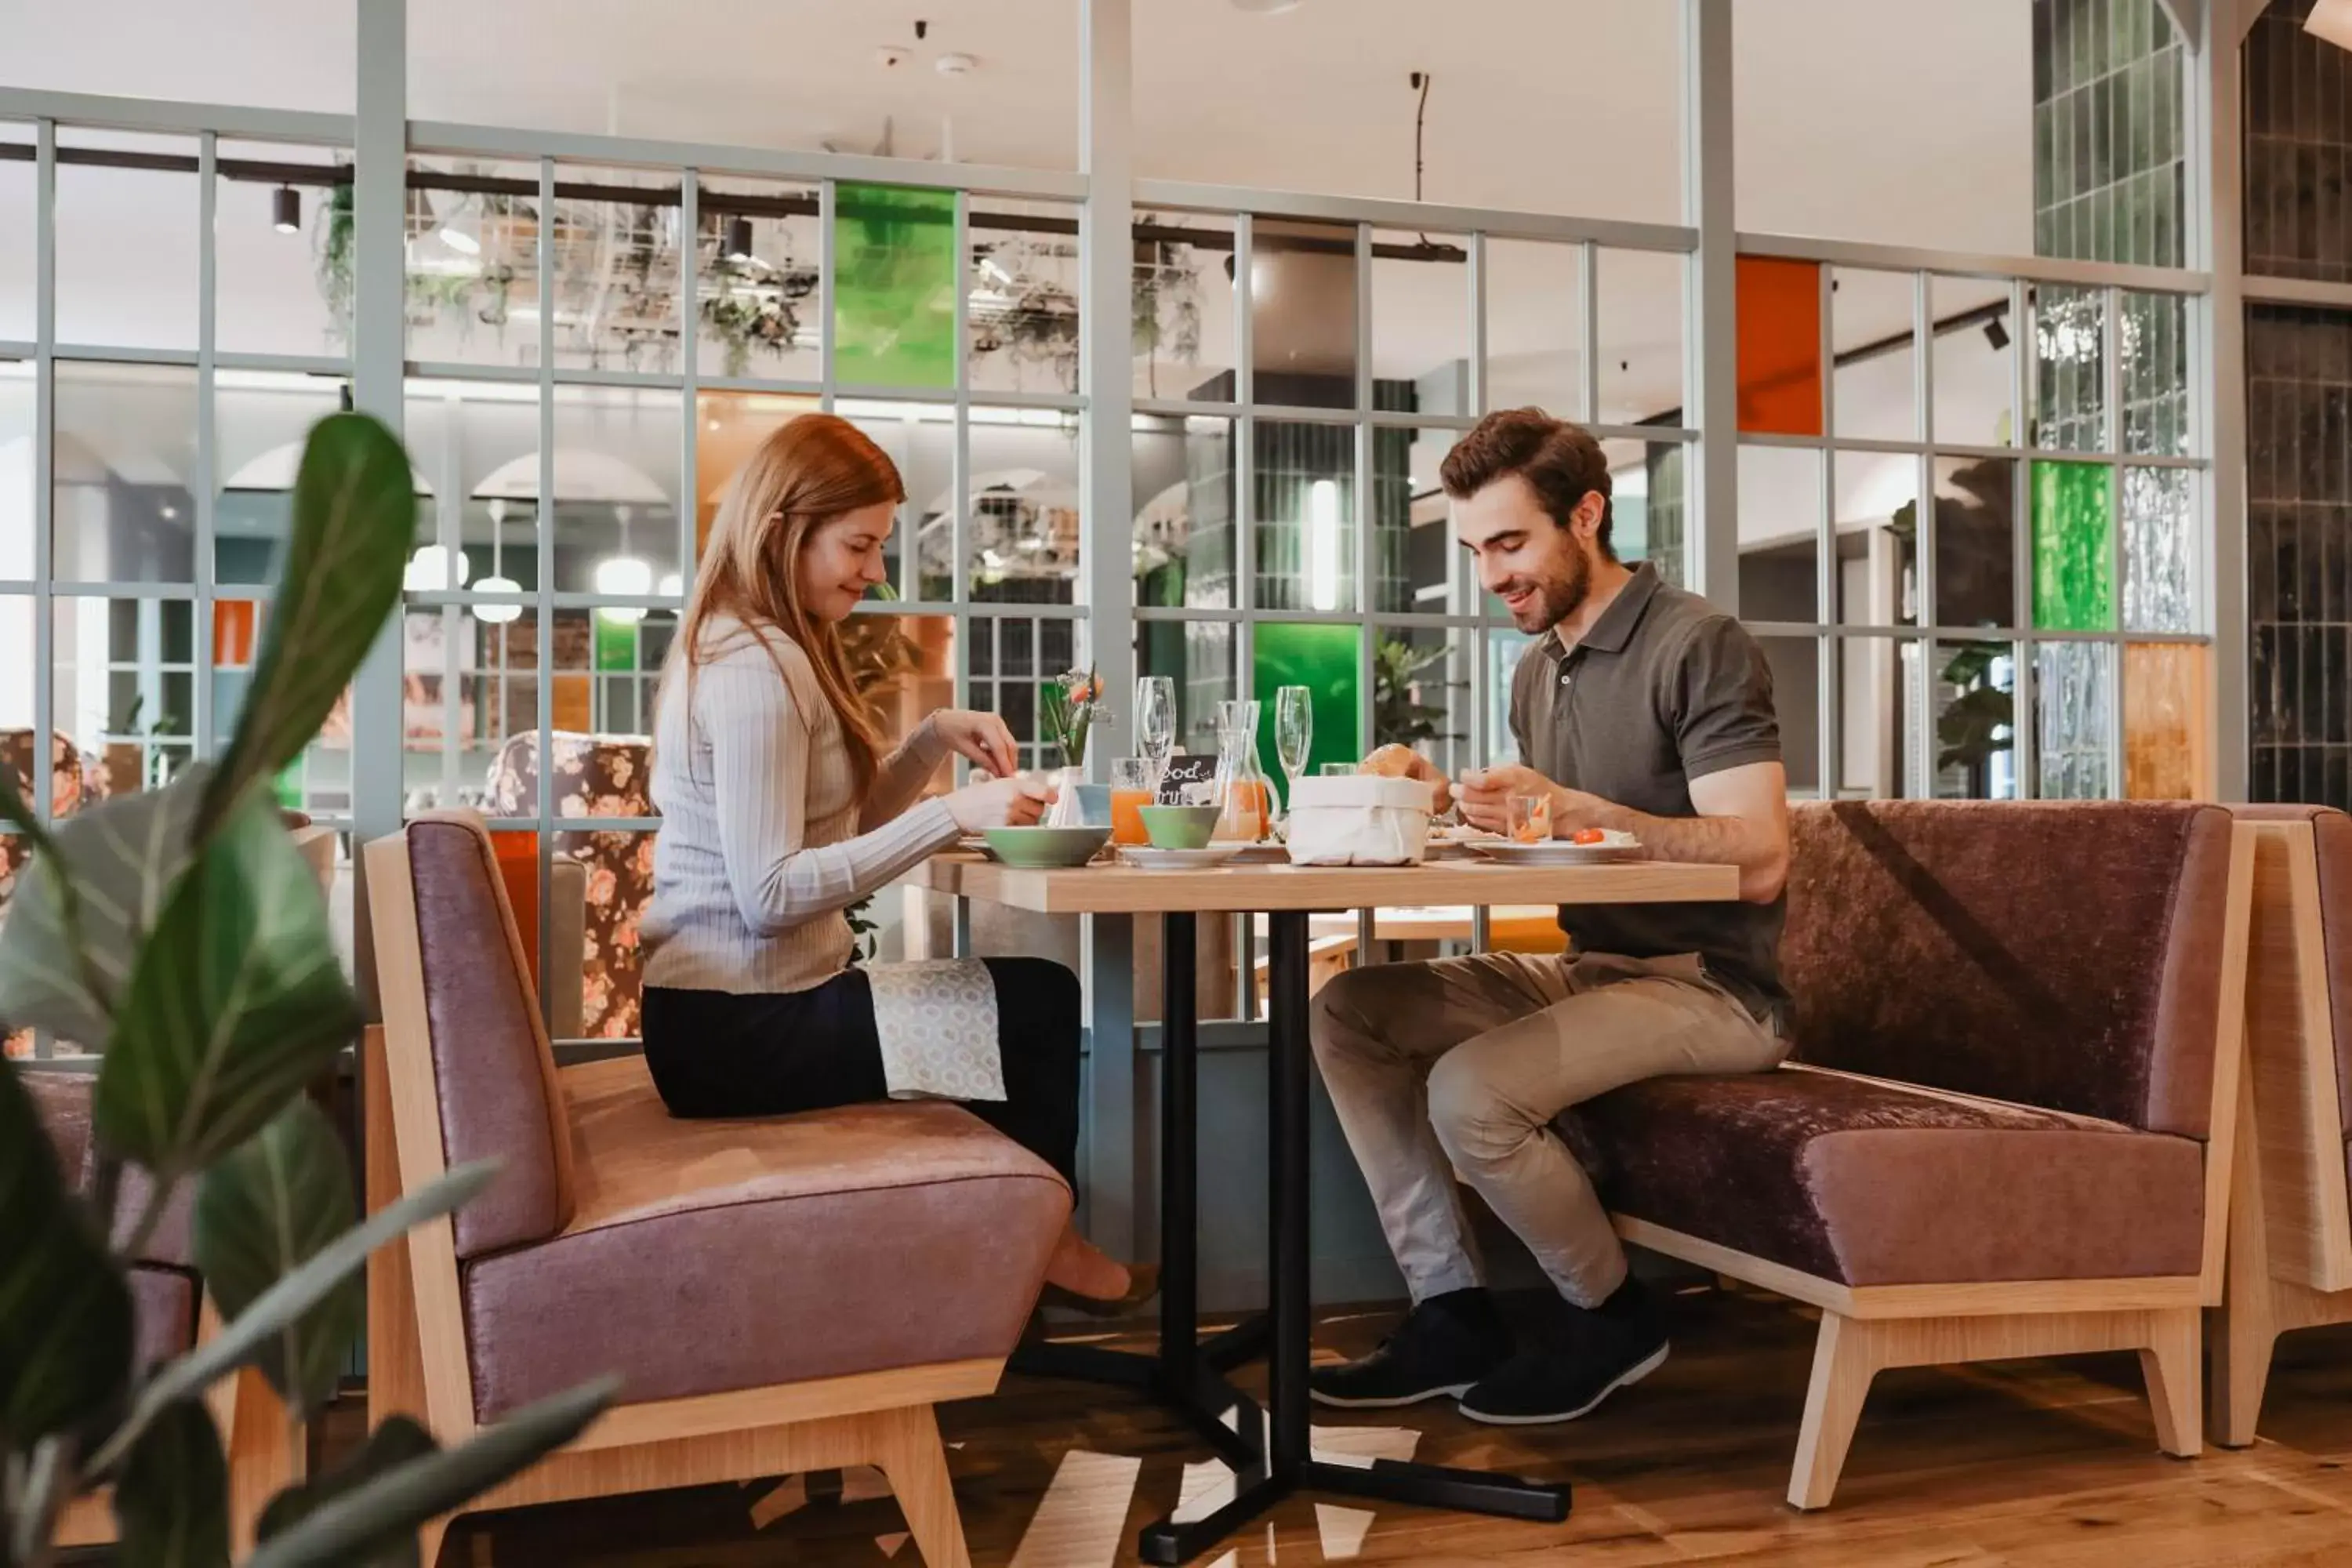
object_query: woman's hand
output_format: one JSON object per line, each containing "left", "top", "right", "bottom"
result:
{"left": 946, "top": 773, "right": 1054, "bottom": 833}
{"left": 923, "top": 710, "right": 1021, "bottom": 779}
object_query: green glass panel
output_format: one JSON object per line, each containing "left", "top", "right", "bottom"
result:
{"left": 593, "top": 612, "right": 636, "bottom": 672}
{"left": 832, "top": 182, "right": 956, "bottom": 389}
{"left": 2031, "top": 459, "right": 2114, "bottom": 631}
{"left": 1251, "top": 621, "right": 1362, "bottom": 782}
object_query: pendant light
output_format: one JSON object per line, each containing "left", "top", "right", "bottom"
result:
{"left": 724, "top": 216, "right": 756, "bottom": 264}
{"left": 472, "top": 575, "right": 523, "bottom": 624}
{"left": 403, "top": 543, "right": 470, "bottom": 593}
{"left": 595, "top": 504, "right": 652, "bottom": 622}
{"left": 272, "top": 186, "right": 301, "bottom": 234}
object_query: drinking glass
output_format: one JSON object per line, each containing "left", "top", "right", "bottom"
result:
{"left": 1274, "top": 684, "right": 1313, "bottom": 818}
{"left": 1318, "top": 762, "right": 1359, "bottom": 777}
{"left": 1136, "top": 676, "right": 1177, "bottom": 788}
{"left": 1508, "top": 793, "right": 1554, "bottom": 844}
{"left": 1109, "top": 757, "right": 1153, "bottom": 845}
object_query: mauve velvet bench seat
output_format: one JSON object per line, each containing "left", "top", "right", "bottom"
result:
{"left": 459, "top": 1053, "right": 1071, "bottom": 1421}
{"left": 1565, "top": 1065, "right": 2205, "bottom": 1287}
{"left": 1543, "top": 800, "right": 2253, "bottom": 1510}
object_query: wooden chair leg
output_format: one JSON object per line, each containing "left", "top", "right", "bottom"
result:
{"left": 53, "top": 1492, "right": 114, "bottom": 1547}
{"left": 227, "top": 1366, "right": 303, "bottom": 1555}
{"left": 1788, "top": 1310, "right": 1880, "bottom": 1511}
{"left": 2139, "top": 1306, "right": 2202, "bottom": 1457}
{"left": 2211, "top": 1083, "right": 2279, "bottom": 1448}
{"left": 870, "top": 1404, "right": 970, "bottom": 1568}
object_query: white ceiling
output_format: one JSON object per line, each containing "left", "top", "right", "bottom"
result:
{"left": 0, "top": 0, "right": 2034, "bottom": 456}
{"left": 1, "top": 0, "right": 2033, "bottom": 249}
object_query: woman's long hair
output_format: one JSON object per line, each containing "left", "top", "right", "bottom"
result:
{"left": 663, "top": 414, "right": 906, "bottom": 795}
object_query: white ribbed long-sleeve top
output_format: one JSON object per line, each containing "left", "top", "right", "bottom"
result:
{"left": 639, "top": 615, "right": 958, "bottom": 994}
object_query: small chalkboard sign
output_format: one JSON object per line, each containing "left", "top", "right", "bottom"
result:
{"left": 1156, "top": 755, "right": 1218, "bottom": 806}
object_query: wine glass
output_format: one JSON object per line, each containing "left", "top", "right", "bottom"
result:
{"left": 1136, "top": 676, "right": 1177, "bottom": 789}
{"left": 1274, "top": 685, "right": 1313, "bottom": 820}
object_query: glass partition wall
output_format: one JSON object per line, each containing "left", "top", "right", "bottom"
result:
{"left": 0, "top": 4, "right": 2229, "bottom": 1056}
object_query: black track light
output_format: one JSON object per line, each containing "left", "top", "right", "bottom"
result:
{"left": 1984, "top": 317, "right": 2011, "bottom": 352}
{"left": 272, "top": 185, "right": 300, "bottom": 234}
{"left": 724, "top": 216, "right": 755, "bottom": 263}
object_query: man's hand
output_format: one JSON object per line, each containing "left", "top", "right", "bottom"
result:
{"left": 1453, "top": 764, "right": 1573, "bottom": 834}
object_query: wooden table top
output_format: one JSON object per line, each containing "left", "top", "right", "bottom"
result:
{"left": 908, "top": 852, "right": 1739, "bottom": 915}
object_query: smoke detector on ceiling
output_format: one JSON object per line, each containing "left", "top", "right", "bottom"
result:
{"left": 935, "top": 52, "right": 977, "bottom": 76}
{"left": 874, "top": 45, "right": 910, "bottom": 68}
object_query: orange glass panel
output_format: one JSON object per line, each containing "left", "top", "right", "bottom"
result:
{"left": 2124, "top": 643, "right": 2211, "bottom": 800}
{"left": 492, "top": 829, "right": 543, "bottom": 995}
{"left": 212, "top": 600, "right": 258, "bottom": 666}
{"left": 550, "top": 673, "right": 592, "bottom": 734}
{"left": 1736, "top": 256, "right": 1824, "bottom": 437}
{"left": 694, "top": 389, "right": 825, "bottom": 554}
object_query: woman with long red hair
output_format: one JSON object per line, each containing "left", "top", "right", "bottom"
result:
{"left": 640, "top": 413, "right": 1144, "bottom": 1308}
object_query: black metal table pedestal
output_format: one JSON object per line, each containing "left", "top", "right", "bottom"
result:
{"left": 1008, "top": 911, "right": 1267, "bottom": 1472}
{"left": 1135, "top": 910, "right": 1572, "bottom": 1566}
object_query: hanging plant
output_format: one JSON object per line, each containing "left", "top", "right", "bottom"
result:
{"left": 699, "top": 289, "right": 803, "bottom": 377}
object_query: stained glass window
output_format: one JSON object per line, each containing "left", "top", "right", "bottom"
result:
{"left": 832, "top": 182, "right": 956, "bottom": 390}
{"left": 2036, "top": 639, "right": 2114, "bottom": 798}
{"left": 2124, "top": 642, "right": 2207, "bottom": 799}
{"left": 2031, "top": 458, "right": 2114, "bottom": 630}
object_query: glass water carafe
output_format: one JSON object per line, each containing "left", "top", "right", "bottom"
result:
{"left": 1210, "top": 699, "right": 1273, "bottom": 842}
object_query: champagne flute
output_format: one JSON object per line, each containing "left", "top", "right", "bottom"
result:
{"left": 1136, "top": 676, "right": 1177, "bottom": 792}
{"left": 1274, "top": 685, "right": 1313, "bottom": 821}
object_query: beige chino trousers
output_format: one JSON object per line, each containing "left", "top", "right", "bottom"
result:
{"left": 1309, "top": 949, "right": 1785, "bottom": 1308}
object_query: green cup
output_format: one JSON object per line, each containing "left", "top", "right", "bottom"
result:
{"left": 1139, "top": 804, "right": 1219, "bottom": 851}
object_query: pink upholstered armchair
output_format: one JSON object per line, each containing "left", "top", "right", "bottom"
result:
{"left": 2, "top": 729, "right": 115, "bottom": 1060}
{"left": 481, "top": 732, "right": 655, "bottom": 1039}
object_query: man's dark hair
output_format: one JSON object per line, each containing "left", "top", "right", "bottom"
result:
{"left": 1438, "top": 408, "right": 1616, "bottom": 557}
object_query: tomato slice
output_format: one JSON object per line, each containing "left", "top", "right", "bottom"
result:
{"left": 1571, "top": 827, "right": 1607, "bottom": 845}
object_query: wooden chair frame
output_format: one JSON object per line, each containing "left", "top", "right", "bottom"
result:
{"left": 55, "top": 1308, "right": 300, "bottom": 1554}
{"left": 1613, "top": 820, "right": 2256, "bottom": 1509}
{"left": 53, "top": 823, "right": 333, "bottom": 1552}
{"left": 2212, "top": 817, "right": 2352, "bottom": 1446}
{"left": 363, "top": 826, "right": 995, "bottom": 1567}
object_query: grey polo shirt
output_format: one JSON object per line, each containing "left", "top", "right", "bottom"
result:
{"left": 1507, "top": 563, "right": 1788, "bottom": 1022}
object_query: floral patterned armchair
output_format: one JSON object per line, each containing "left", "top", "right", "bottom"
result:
{"left": 2, "top": 731, "right": 118, "bottom": 1058}
{"left": 481, "top": 732, "right": 655, "bottom": 1039}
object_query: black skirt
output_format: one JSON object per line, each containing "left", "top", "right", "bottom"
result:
{"left": 641, "top": 956, "right": 1082, "bottom": 1185}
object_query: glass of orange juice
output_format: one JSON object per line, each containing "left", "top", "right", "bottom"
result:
{"left": 1508, "top": 792, "right": 1553, "bottom": 844}
{"left": 1111, "top": 758, "right": 1154, "bottom": 845}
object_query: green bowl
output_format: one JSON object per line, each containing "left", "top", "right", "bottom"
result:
{"left": 981, "top": 825, "right": 1112, "bottom": 869}
{"left": 1139, "top": 804, "right": 1220, "bottom": 851}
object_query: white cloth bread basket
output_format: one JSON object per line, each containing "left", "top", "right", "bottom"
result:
{"left": 1284, "top": 775, "right": 1433, "bottom": 866}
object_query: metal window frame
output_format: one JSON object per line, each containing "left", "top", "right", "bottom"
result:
{"left": 0, "top": 0, "right": 2255, "bottom": 1069}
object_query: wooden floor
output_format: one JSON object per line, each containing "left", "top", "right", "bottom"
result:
{"left": 340, "top": 1283, "right": 2352, "bottom": 1567}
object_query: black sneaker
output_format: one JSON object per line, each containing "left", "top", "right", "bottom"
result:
{"left": 1310, "top": 1289, "right": 1512, "bottom": 1409}
{"left": 1456, "top": 1278, "right": 1670, "bottom": 1425}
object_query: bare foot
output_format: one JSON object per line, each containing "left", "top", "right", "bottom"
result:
{"left": 1044, "top": 1224, "right": 1133, "bottom": 1300}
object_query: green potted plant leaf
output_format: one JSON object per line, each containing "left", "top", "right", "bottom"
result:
{"left": 0, "top": 412, "right": 615, "bottom": 1566}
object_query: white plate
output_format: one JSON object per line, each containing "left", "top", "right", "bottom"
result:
{"left": 1119, "top": 845, "right": 1243, "bottom": 870}
{"left": 1468, "top": 839, "right": 1646, "bottom": 866}
{"left": 1425, "top": 829, "right": 1504, "bottom": 858}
